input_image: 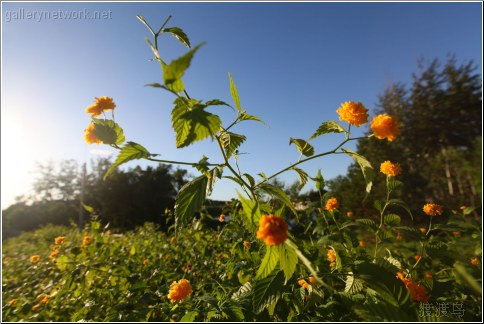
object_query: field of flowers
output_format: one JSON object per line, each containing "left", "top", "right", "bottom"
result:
{"left": 2, "top": 15, "right": 482, "bottom": 322}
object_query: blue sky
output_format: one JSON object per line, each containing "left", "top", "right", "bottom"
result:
{"left": 1, "top": 1, "right": 482, "bottom": 208}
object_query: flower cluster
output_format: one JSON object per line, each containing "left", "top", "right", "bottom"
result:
{"left": 298, "top": 279, "right": 310, "bottom": 289}
{"left": 256, "top": 215, "right": 288, "bottom": 246}
{"left": 167, "top": 279, "right": 192, "bottom": 303}
{"left": 423, "top": 203, "right": 444, "bottom": 217}
{"left": 336, "top": 101, "right": 369, "bottom": 127}
{"left": 380, "top": 161, "right": 401, "bottom": 177}
{"left": 84, "top": 122, "right": 102, "bottom": 145}
{"left": 219, "top": 214, "right": 225, "bottom": 222}
{"left": 327, "top": 249, "right": 337, "bottom": 269}
{"left": 30, "top": 255, "right": 40, "bottom": 263}
{"left": 325, "top": 197, "right": 339, "bottom": 211}
{"left": 82, "top": 235, "right": 93, "bottom": 247}
{"left": 85, "top": 96, "right": 116, "bottom": 117}
{"left": 370, "top": 114, "right": 400, "bottom": 141}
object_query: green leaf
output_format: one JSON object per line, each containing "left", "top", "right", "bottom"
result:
{"left": 137, "top": 15, "right": 155, "bottom": 35}
{"left": 345, "top": 272, "right": 364, "bottom": 294}
{"left": 252, "top": 269, "right": 285, "bottom": 314}
{"left": 163, "top": 43, "right": 204, "bottom": 92}
{"left": 82, "top": 203, "right": 94, "bottom": 214}
{"left": 174, "top": 175, "right": 208, "bottom": 232}
{"left": 239, "top": 111, "right": 265, "bottom": 124}
{"left": 55, "top": 255, "right": 70, "bottom": 271}
{"left": 311, "top": 169, "right": 325, "bottom": 192}
{"left": 278, "top": 244, "right": 298, "bottom": 282}
{"left": 292, "top": 167, "right": 308, "bottom": 189}
{"left": 220, "top": 131, "right": 246, "bottom": 159}
{"left": 162, "top": 27, "right": 191, "bottom": 48}
{"left": 256, "top": 246, "right": 279, "bottom": 280}
{"left": 354, "top": 303, "right": 416, "bottom": 322}
{"left": 104, "top": 142, "right": 153, "bottom": 180}
{"left": 462, "top": 206, "right": 476, "bottom": 215}
{"left": 341, "top": 148, "right": 374, "bottom": 197}
{"left": 224, "top": 176, "right": 245, "bottom": 187}
{"left": 144, "top": 37, "right": 160, "bottom": 60}
{"left": 258, "top": 183, "right": 297, "bottom": 215}
{"left": 387, "top": 179, "right": 403, "bottom": 191}
{"left": 237, "top": 192, "right": 262, "bottom": 232}
{"left": 377, "top": 230, "right": 394, "bottom": 242}
{"left": 228, "top": 72, "right": 242, "bottom": 113}
{"left": 357, "top": 218, "right": 377, "bottom": 231}
{"left": 171, "top": 97, "right": 222, "bottom": 148}
{"left": 205, "top": 99, "right": 231, "bottom": 108}
{"left": 193, "top": 155, "right": 210, "bottom": 174}
{"left": 374, "top": 257, "right": 401, "bottom": 274}
{"left": 220, "top": 300, "right": 245, "bottom": 321}
{"left": 384, "top": 214, "right": 401, "bottom": 226}
{"left": 207, "top": 166, "right": 223, "bottom": 196}
{"left": 309, "top": 120, "right": 345, "bottom": 140}
{"left": 289, "top": 138, "right": 314, "bottom": 157}
{"left": 388, "top": 199, "right": 413, "bottom": 221}
{"left": 180, "top": 311, "right": 198, "bottom": 322}
{"left": 231, "top": 281, "right": 253, "bottom": 301}
{"left": 91, "top": 118, "right": 125, "bottom": 145}
{"left": 373, "top": 199, "right": 383, "bottom": 212}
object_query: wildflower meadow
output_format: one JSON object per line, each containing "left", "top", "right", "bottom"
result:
{"left": 2, "top": 15, "right": 482, "bottom": 322}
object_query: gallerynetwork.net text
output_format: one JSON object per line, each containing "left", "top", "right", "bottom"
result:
{"left": 5, "top": 8, "right": 112, "bottom": 22}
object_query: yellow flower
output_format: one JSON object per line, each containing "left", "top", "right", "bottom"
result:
{"left": 256, "top": 215, "right": 288, "bottom": 246}
{"left": 380, "top": 160, "right": 401, "bottom": 177}
{"left": 54, "top": 236, "right": 67, "bottom": 245}
{"left": 85, "top": 96, "right": 116, "bottom": 117}
{"left": 370, "top": 114, "right": 400, "bottom": 141}
{"left": 419, "top": 227, "right": 427, "bottom": 234}
{"left": 167, "top": 279, "right": 192, "bottom": 303}
{"left": 8, "top": 299, "right": 17, "bottom": 306}
{"left": 309, "top": 276, "right": 317, "bottom": 285}
{"left": 325, "top": 197, "right": 339, "bottom": 211}
{"left": 32, "top": 304, "right": 41, "bottom": 311}
{"left": 336, "top": 101, "right": 369, "bottom": 127}
{"left": 170, "top": 237, "right": 176, "bottom": 244}
{"left": 327, "top": 249, "right": 337, "bottom": 269}
{"left": 143, "top": 259, "right": 149, "bottom": 267}
{"left": 49, "top": 250, "right": 60, "bottom": 259}
{"left": 460, "top": 205, "right": 467, "bottom": 210}
{"left": 30, "top": 255, "right": 40, "bottom": 263}
{"left": 359, "top": 241, "right": 365, "bottom": 247}
{"left": 82, "top": 235, "right": 93, "bottom": 246}
{"left": 84, "top": 122, "right": 102, "bottom": 145}
{"left": 470, "top": 258, "right": 479, "bottom": 266}
{"left": 298, "top": 279, "right": 310, "bottom": 289}
{"left": 243, "top": 241, "right": 251, "bottom": 249}
{"left": 423, "top": 203, "right": 443, "bottom": 217}
{"left": 219, "top": 214, "right": 225, "bottom": 222}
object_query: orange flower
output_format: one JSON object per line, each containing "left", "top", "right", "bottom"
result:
{"left": 84, "top": 122, "right": 102, "bottom": 144}
{"left": 8, "top": 299, "right": 17, "bottom": 306}
{"left": 219, "top": 214, "right": 225, "bottom": 222}
{"left": 256, "top": 215, "right": 288, "bottom": 246}
{"left": 380, "top": 160, "right": 401, "bottom": 177}
{"left": 243, "top": 241, "right": 251, "bottom": 249}
{"left": 346, "top": 211, "right": 353, "bottom": 217}
{"left": 470, "top": 258, "right": 479, "bottom": 266}
{"left": 32, "top": 304, "right": 41, "bottom": 311}
{"left": 414, "top": 255, "right": 421, "bottom": 262}
{"left": 49, "top": 250, "right": 60, "bottom": 259}
{"left": 85, "top": 96, "right": 116, "bottom": 117}
{"left": 309, "top": 276, "right": 317, "bottom": 285}
{"left": 143, "top": 259, "right": 149, "bottom": 267}
{"left": 425, "top": 271, "right": 433, "bottom": 278}
{"left": 54, "top": 236, "right": 67, "bottom": 245}
{"left": 396, "top": 232, "right": 403, "bottom": 240}
{"left": 298, "top": 279, "right": 310, "bottom": 289}
{"left": 325, "top": 197, "right": 339, "bottom": 211}
{"left": 30, "top": 255, "right": 40, "bottom": 263}
{"left": 167, "top": 279, "right": 192, "bottom": 303}
{"left": 423, "top": 203, "right": 443, "bottom": 216}
{"left": 336, "top": 101, "right": 369, "bottom": 127}
{"left": 82, "top": 235, "right": 93, "bottom": 246}
{"left": 460, "top": 205, "right": 467, "bottom": 210}
{"left": 397, "top": 272, "right": 429, "bottom": 303}
{"left": 359, "top": 241, "right": 365, "bottom": 247}
{"left": 370, "top": 114, "right": 399, "bottom": 141}
{"left": 39, "top": 296, "right": 50, "bottom": 305}
{"left": 327, "top": 249, "right": 337, "bottom": 269}
{"left": 170, "top": 237, "right": 176, "bottom": 244}
{"left": 419, "top": 227, "right": 427, "bottom": 234}
{"left": 452, "top": 231, "right": 461, "bottom": 235}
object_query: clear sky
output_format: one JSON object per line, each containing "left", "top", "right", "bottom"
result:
{"left": 1, "top": 1, "right": 482, "bottom": 209}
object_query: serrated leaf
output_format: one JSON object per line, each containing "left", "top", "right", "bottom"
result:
{"left": 258, "top": 183, "right": 297, "bottom": 215}
{"left": 237, "top": 192, "right": 261, "bottom": 232}
{"left": 220, "top": 131, "right": 246, "bottom": 159}
{"left": 388, "top": 199, "right": 413, "bottom": 221}
{"left": 163, "top": 43, "right": 204, "bottom": 92}
{"left": 180, "top": 311, "right": 198, "bottom": 322}
{"left": 278, "top": 244, "right": 298, "bottom": 282}
{"left": 232, "top": 281, "right": 253, "bottom": 301}
{"left": 292, "top": 167, "right": 308, "bottom": 189}
{"left": 309, "top": 120, "right": 345, "bottom": 140}
{"left": 104, "top": 142, "right": 152, "bottom": 180}
{"left": 205, "top": 99, "right": 231, "bottom": 107}
{"left": 224, "top": 176, "right": 245, "bottom": 187}
{"left": 377, "top": 230, "right": 394, "bottom": 242}
{"left": 345, "top": 272, "right": 364, "bottom": 294}
{"left": 342, "top": 148, "right": 374, "bottom": 197}
{"left": 373, "top": 199, "right": 383, "bottom": 212}
{"left": 91, "top": 118, "right": 125, "bottom": 146}
{"left": 311, "top": 169, "right": 325, "bottom": 192}
{"left": 239, "top": 111, "right": 265, "bottom": 124}
{"left": 174, "top": 175, "right": 208, "bottom": 232}
{"left": 193, "top": 155, "right": 210, "bottom": 174}
{"left": 228, "top": 72, "right": 242, "bottom": 113}
{"left": 354, "top": 303, "right": 416, "bottom": 322}
{"left": 374, "top": 257, "right": 400, "bottom": 274}
{"left": 384, "top": 214, "right": 401, "bottom": 226}
{"left": 253, "top": 269, "right": 285, "bottom": 314}
{"left": 163, "top": 27, "right": 191, "bottom": 48}
{"left": 256, "top": 246, "right": 279, "bottom": 280}
{"left": 357, "top": 218, "right": 377, "bottom": 230}
{"left": 289, "top": 138, "right": 314, "bottom": 157}
{"left": 207, "top": 166, "right": 223, "bottom": 196}
{"left": 387, "top": 179, "right": 403, "bottom": 191}
{"left": 220, "top": 300, "right": 245, "bottom": 321}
